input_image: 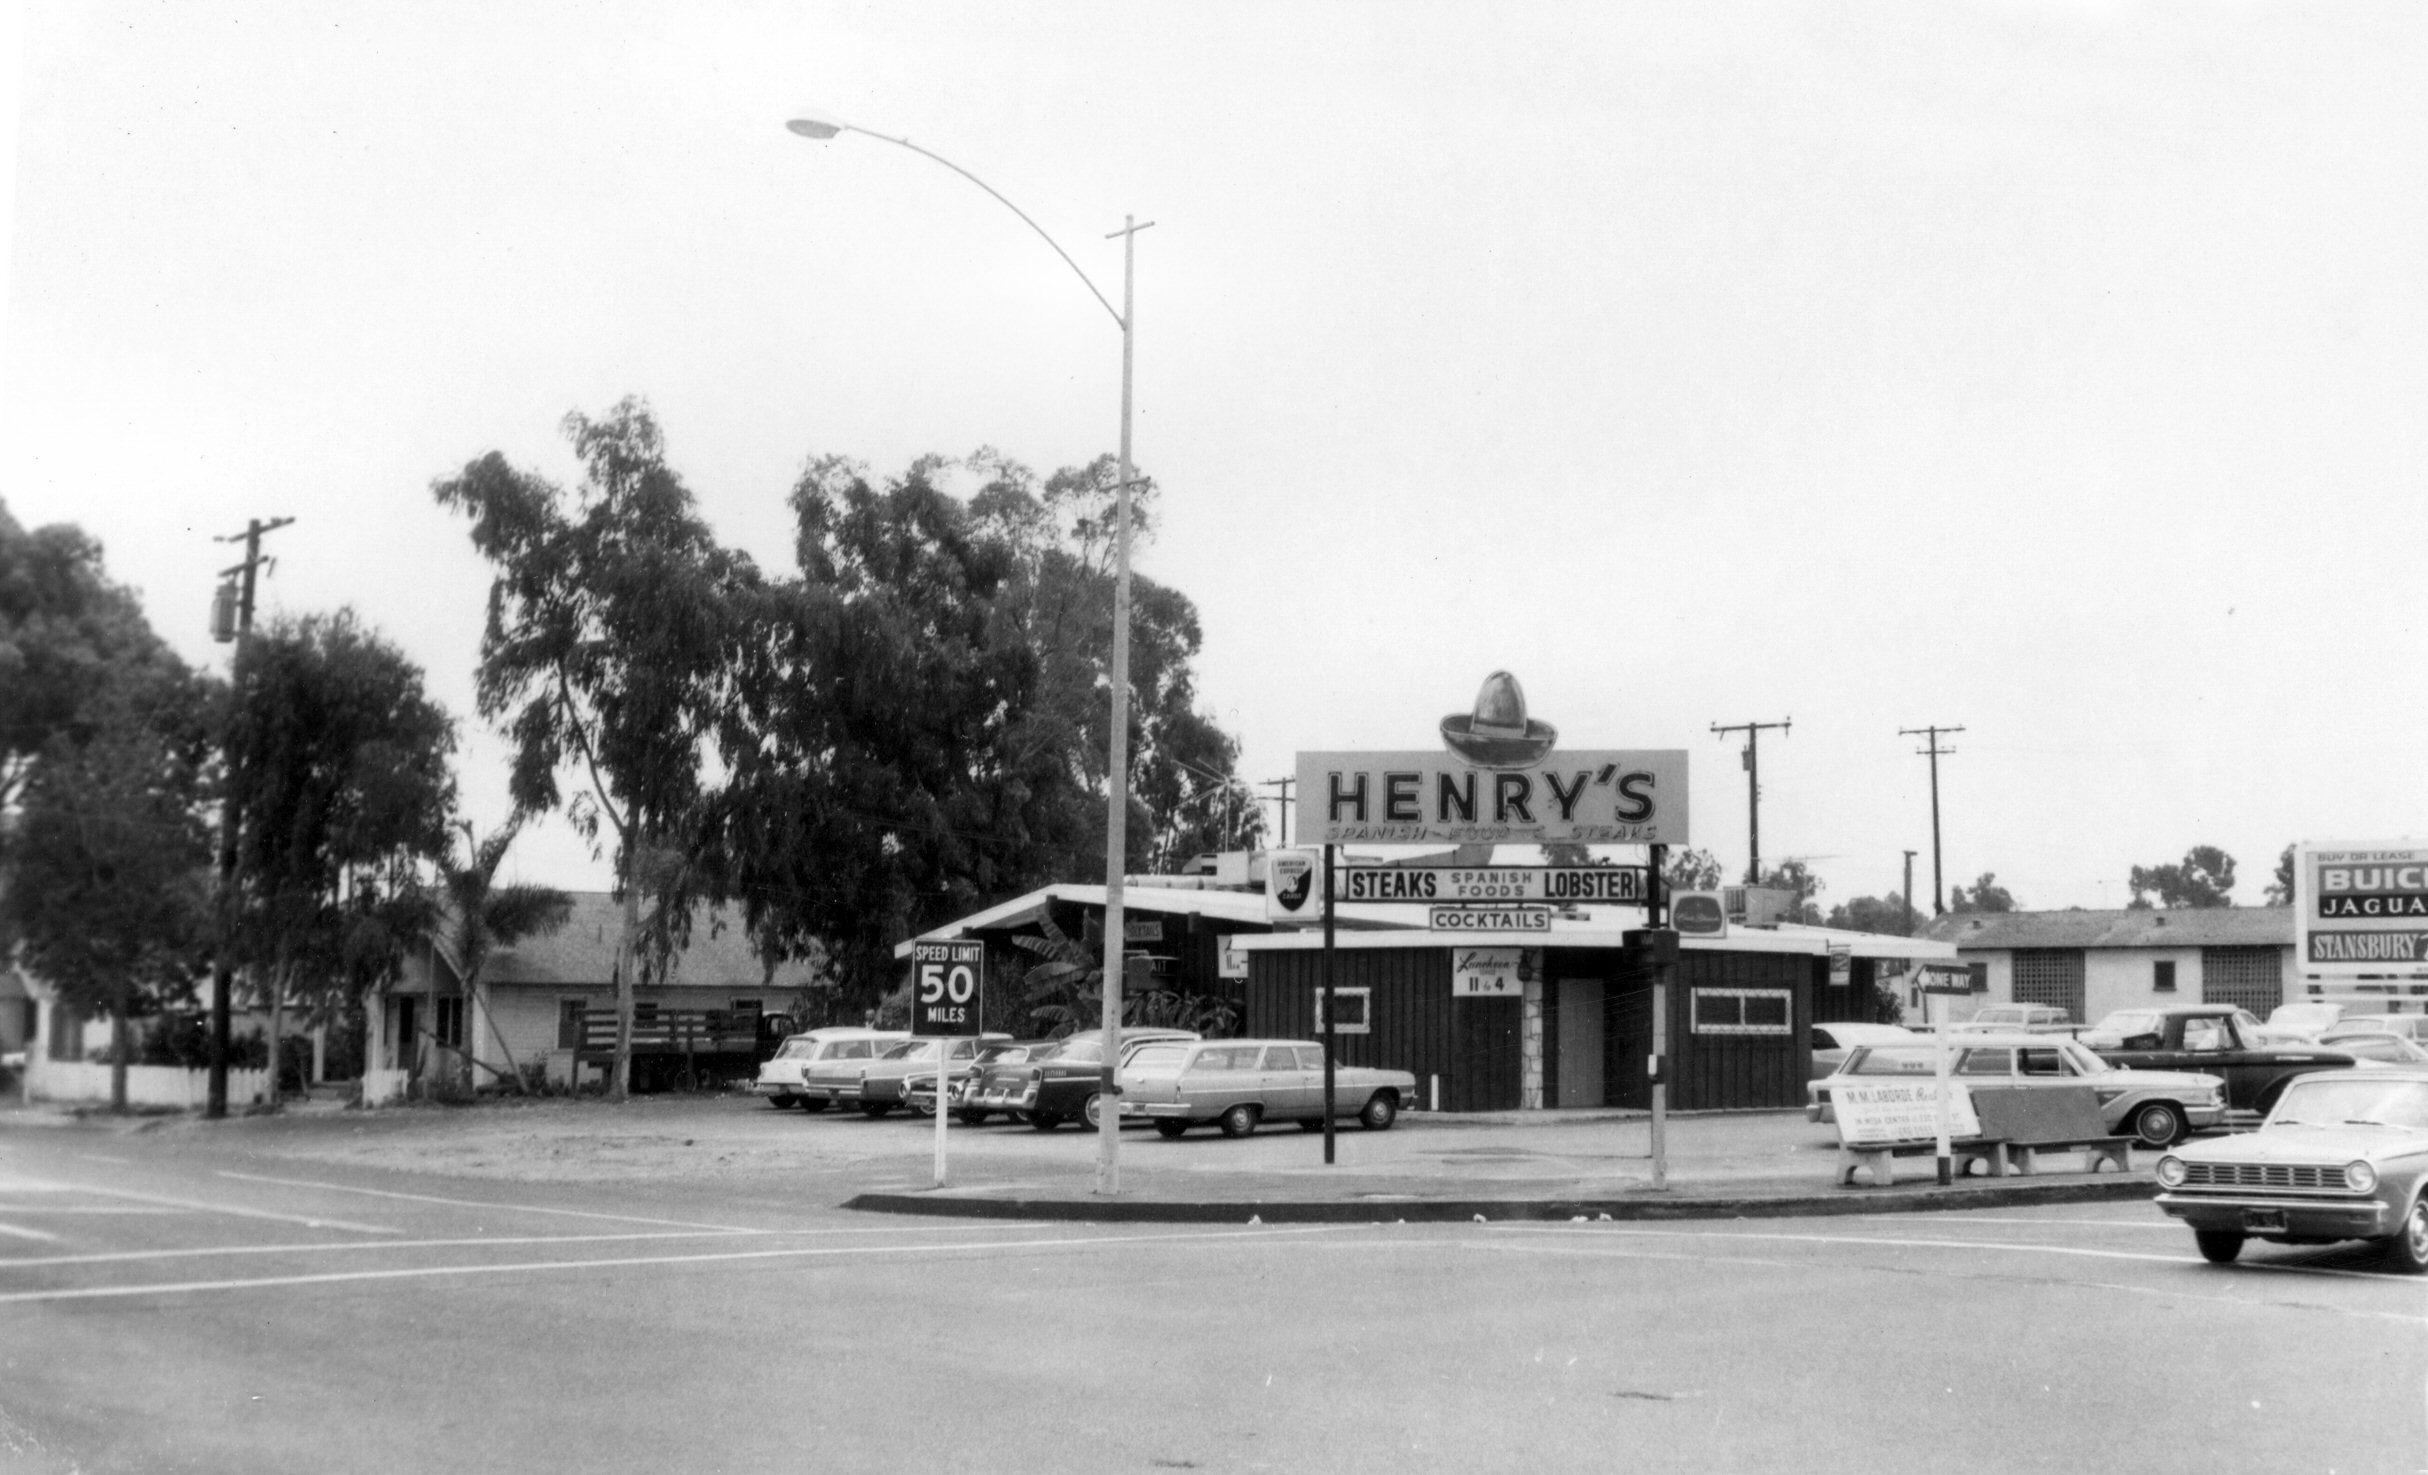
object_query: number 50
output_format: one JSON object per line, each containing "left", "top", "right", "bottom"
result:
{"left": 920, "top": 962, "right": 976, "bottom": 1005}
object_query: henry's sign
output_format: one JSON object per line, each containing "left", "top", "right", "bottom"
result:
{"left": 910, "top": 940, "right": 985, "bottom": 1036}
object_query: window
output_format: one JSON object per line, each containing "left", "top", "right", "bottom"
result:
{"left": 2011, "top": 950, "right": 2086, "bottom": 1021}
{"left": 2153, "top": 960, "right": 2177, "bottom": 994}
{"left": 433, "top": 997, "right": 464, "bottom": 1049}
{"left": 2201, "top": 947, "right": 2283, "bottom": 1015}
{"left": 1260, "top": 1046, "right": 1302, "bottom": 1070}
{"left": 1294, "top": 1046, "right": 1327, "bottom": 1070}
{"left": 2182, "top": 1018, "right": 2229, "bottom": 1052}
{"left": 1310, "top": 986, "right": 1372, "bottom": 1034}
{"left": 1690, "top": 988, "right": 1791, "bottom": 1035}
{"left": 558, "top": 1000, "right": 587, "bottom": 1048}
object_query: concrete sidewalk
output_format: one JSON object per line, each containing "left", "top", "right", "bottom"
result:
{"left": 846, "top": 1106, "right": 2164, "bottom": 1223}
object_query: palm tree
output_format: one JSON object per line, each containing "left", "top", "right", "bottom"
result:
{"left": 435, "top": 818, "right": 572, "bottom": 1094}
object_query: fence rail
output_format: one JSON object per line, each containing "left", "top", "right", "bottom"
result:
{"left": 572, "top": 1007, "right": 763, "bottom": 1058}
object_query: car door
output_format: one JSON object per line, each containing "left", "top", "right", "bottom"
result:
{"left": 1257, "top": 1044, "right": 1314, "bottom": 1119}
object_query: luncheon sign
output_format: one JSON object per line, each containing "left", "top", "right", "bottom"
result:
{"left": 1296, "top": 673, "right": 1688, "bottom": 846}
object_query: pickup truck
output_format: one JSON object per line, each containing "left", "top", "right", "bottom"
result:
{"left": 2079, "top": 1004, "right": 2366, "bottom": 1127}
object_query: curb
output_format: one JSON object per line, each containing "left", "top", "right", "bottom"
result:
{"left": 842, "top": 1176, "right": 2160, "bottom": 1224}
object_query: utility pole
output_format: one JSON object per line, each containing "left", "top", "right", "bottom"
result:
{"left": 1710, "top": 719, "right": 1790, "bottom": 885}
{"left": 205, "top": 516, "right": 294, "bottom": 1119}
{"left": 1262, "top": 776, "right": 1295, "bottom": 848}
{"left": 1902, "top": 850, "right": 1918, "bottom": 936}
{"left": 1899, "top": 725, "right": 1963, "bottom": 916}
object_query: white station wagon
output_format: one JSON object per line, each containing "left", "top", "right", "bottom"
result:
{"left": 754, "top": 1028, "right": 907, "bottom": 1111}
{"left": 1117, "top": 1038, "right": 1419, "bottom": 1138}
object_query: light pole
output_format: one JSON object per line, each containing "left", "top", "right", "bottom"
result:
{"left": 787, "top": 109, "right": 1150, "bottom": 1195}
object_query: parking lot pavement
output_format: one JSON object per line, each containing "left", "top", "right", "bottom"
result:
{"left": 2, "top": 1094, "right": 2164, "bottom": 1226}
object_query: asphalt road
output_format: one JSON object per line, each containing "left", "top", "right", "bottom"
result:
{"left": 4, "top": 1113, "right": 2424, "bottom": 1475}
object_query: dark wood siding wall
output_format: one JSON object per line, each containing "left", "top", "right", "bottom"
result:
{"left": 1664, "top": 951, "right": 1812, "bottom": 1111}
{"left": 1250, "top": 943, "right": 1837, "bottom": 1112}
{"left": 1246, "top": 948, "right": 1523, "bottom": 1110}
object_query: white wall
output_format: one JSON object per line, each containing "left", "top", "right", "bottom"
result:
{"left": 27, "top": 1058, "right": 271, "bottom": 1109}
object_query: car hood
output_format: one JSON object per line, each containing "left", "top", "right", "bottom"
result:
{"left": 2175, "top": 1123, "right": 2428, "bottom": 1167}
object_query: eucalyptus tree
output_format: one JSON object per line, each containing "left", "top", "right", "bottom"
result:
{"left": 433, "top": 398, "right": 759, "bottom": 1097}
{"left": 221, "top": 611, "right": 456, "bottom": 1093}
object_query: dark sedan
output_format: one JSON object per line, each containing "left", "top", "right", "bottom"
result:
{"left": 2081, "top": 1004, "right": 2367, "bottom": 1127}
{"left": 964, "top": 1027, "right": 1199, "bottom": 1130}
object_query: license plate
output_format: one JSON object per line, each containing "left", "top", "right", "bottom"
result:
{"left": 2242, "top": 1208, "right": 2287, "bottom": 1232}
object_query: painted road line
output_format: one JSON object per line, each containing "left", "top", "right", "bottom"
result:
{"left": 0, "top": 1223, "right": 61, "bottom": 1243}
{"left": 1442, "top": 1233, "right": 2428, "bottom": 1325}
{"left": 75, "top": 1184, "right": 398, "bottom": 1236}
{"left": 0, "top": 1223, "right": 1348, "bottom": 1306}
{"left": 213, "top": 1170, "right": 776, "bottom": 1233}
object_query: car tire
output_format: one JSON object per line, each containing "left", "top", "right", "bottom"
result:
{"left": 1359, "top": 1093, "right": 1399, "bottom": 1131}
{"left": 1298, "top": 1118, "right": 1325, "bottom": 1133}
{"left": 955, "top": 1109, "right": 991, "bottom": 1126}
{"left": 798, "top": 1099, "right": 828, "bottom": 1114}
{"left": 1029, "top": 1112, "right": 1062, "bottom": 1131}
{"left": 1218, "top": 1103, "right": 1261, "bottom": 1139}
{"left": 2131, "top": 1101, "right": 2186, "bottom": 1149}
{"left": 768, "top": 1096, "right": 796, "bottom": 1110}
{"left": 2386, "top": 1194, "right": 2428, "bottom": 1274}
{"left": 1154, "top": 1120, "right": 1188, "bottom": 1139}
{"left": 1080, "top": 1092, "right": 1106, "bottom": 1130}
{"left": 2194, "top": 1229, "right": 2246, "bottom": 1265}
{"left": 861, "top": 1103, "right": 893, "bottom": 1118}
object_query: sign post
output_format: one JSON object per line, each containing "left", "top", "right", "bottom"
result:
{"left": 1914, "top": 962, "right": 1973, "bottom": 1186}
{"left": 911, "top": 940, "right": 985, "bottom": 1188}
{"left": 1322, "top": 843, "right": 1338, "bottom": 1165}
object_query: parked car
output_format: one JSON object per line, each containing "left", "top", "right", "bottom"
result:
{"left": 1810, "top": 1023, "right": 1920, "bottom": 1079}
{"left": 2155, "top": 1067, "right": 2428, "bottom": 1269}
{"left": 1952, "top": 1004, "right": 2073, "bottom": 1033}
{"left": 1117, "top": 1038, "right": 1419, "bottom": 1138}
{"left": 2077, "top": 1004, "right": 2368, "bottom": 1127}
{"left": 2256, "top": 1001, "right": 2347, "bottom": 1045}
{"left": 2321, "top": 1016, "right": 2428, "bottom": 1047}
{"left": 964, "top": 1027, "right": 1201, "bottom": 1130}
{"left": 2324, "top": 1033, "right": 2428, "bottom": 1065}
{"left": 828, "top": 1034, "right": 1011, "bottom": 1116}
{"left": 1807, "top": 1033, "right": 2225, "bottom": 1148}
{"left": 901, "top": 1039, "right": 1056, "bottom": 1122}
{"left": 754, "top": 1028, "right": 907, "bottom": 1110}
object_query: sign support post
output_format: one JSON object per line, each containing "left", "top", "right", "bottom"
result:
{"left": 1322, "top": 841, "right": 1337, "bottom": 1166}
{"left": 1646, "top": 843, "right": 1670, "bottom": 1191}
{"left": 910, "top": 940, "right": 984, "bottom": 1190}
{"left": 1912, "top": 962, "right": 1971, "bottom": 1186}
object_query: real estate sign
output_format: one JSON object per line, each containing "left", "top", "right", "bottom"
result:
{"left": 2296, "top": 841, "right": 2428, "bottom": 977}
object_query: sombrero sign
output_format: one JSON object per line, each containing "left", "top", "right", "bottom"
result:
{"left": 1296, "top": 672, "right": 1689, "bottom": 846}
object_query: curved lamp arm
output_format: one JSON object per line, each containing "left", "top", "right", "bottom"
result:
{"left": 788, "top": 110, "right": 1124, "bottom": 332}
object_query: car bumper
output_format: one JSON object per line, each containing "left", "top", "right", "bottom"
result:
{"left": 752, "top": 1082, "right": 798, "bottom": 1098}
{"left": 2155, "top": 1191, "right": 2396, "bottom": 1238}
{"left": 1121, "top": 1102, "right": 1196, "bottom": 1120}
{"left": 970, "top": 1088, "right": 1035, "bottom": 1112}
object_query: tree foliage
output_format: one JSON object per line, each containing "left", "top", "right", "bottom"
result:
{"left": 2127, "top": 845, "right": 2236, "bottom": 909}
{"left": 1825, "top": 892, "right": 1915, "bottom": 935}
{"left": 2264, "top": 844, "right": 2296, "bottom": 907}
{"left": 434, "top": 818, "right": 572, "bottom": 1092}
{"left": 1662, "top": 848, "right": 1724, "bottom": 893}
{"left": 2, "top": 693, "right": 214, "bottom": 1106}
{"left": 1948, "top": 872, "right": 2017, "bottom": 914}
{"left": 1757, "top": 859, "right": 1826, "bottom": 924}
{"left": 0, "top": 500, "right": 194, "bottom": 811}
{"left": 223, "top": 611, "right": 459, "bottom": 1041}
{"left": 433, "top": 398, "right": 761, "bottom": 1096}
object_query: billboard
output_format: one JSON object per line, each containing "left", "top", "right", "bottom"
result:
{"left": 1295, "top": 750, "right": 1689, "bottom": 846}
{"left": 2295, "top": 841, "right": 2428, "bottom": 977}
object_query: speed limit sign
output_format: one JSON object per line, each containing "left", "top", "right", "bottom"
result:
{"left": 910, "top": 941, "right": 985, "bottom": 1036}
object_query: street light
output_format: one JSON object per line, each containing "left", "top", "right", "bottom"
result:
{"left": 787, "top": 107, "right": 1149, "bottom": 1196}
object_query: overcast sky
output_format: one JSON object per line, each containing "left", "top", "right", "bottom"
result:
{"left": 4, "top": 2, "right": 2423, "bottom": 912}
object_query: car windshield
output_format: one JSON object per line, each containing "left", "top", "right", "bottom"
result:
{"left": 2089, "top": 1011, "right": 2163, "bottom": 1038}
{"left": 1043, "top": 1039, "right": 1103, "bottom": 1064}
{"left": 2338, "top": 1036, "right": 2427, "bottom": 1063}
{"left": 1125, "top": 1043, "right": 1191, "bottom": 1070}
{"left": 879, "top": 1040, "right": 937, "bottom": 1061}
{"left": 2270, "top": 1077, "right": 2428, "bottom": 1129}
{"left": 773, "top": 1039, "right": 819, "bottom": 1061}
{"left": 2269, "top": 1005, "right": 2342, "bottom": 1029}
